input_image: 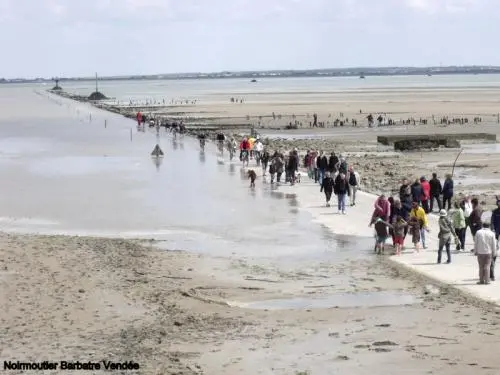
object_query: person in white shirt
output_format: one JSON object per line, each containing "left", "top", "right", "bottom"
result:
{"left": 474, "top": 221, "right": 497, "bottom": 285}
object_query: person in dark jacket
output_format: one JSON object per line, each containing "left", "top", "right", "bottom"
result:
{"left": 411, "top": 178, "right": 423, "bottom": 204}
{"left": 261, "top": 150, "right": 270, "bottom": 176}
{"left": 334, "top": 173, "right": 348, "bottom": 214}
{"left": 320, "top": 172, "right": 335, "bottom": 207}
{"left": 399, "top": 178, "right": 412, "bottom": 205}
{"left": 491, "top": 200, "right": 500, "bottom": 239}
{"left": 316, "top": 152, "right": 328, "bottom": 185}
{"left": 469, "top": 198, "right": 483, "bottom": 239}
{"left": 442, "top": 174, "right": 454, "bottom": 210}
{"left": 429, "top": 172, "right": 443, "bottom": 212}
{"left": 328, "top": 152, "right": 338, "bottom": 174}
{"left": 490, "top": 199, "right": 500, "bottom": 280}
{"left": 287, "top": 150, "right": 298, "bottom": 185}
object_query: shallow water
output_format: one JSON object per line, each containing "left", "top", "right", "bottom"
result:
{"left": 462, "top": 143, "right": 500, "bottom": 154}
{"left": 229, "top": 291, "right": 420, "bottom": 310}
{"left": 0, "top": 86, "right": 374, "bottom": 260}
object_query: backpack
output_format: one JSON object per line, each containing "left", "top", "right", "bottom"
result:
{"left": 349, "top": 172, "right": 357, "bottom": 186}
{"left": 340, "top": 161, "right": 348, "bottom": 174}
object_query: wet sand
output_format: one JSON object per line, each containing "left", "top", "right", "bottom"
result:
{"left": 3, "top": 231, "right": 500, "bottom": 374}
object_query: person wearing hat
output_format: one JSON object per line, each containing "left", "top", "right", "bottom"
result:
{"left": 474, "top": 220, "right": 497, "bottom": 284}
{"left": 437, "top": 209, "right": 458, "bottom": 264}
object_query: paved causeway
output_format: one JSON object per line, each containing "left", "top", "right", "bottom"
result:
{"left": 278, "top": 177, "right": 500, "bottom": 305}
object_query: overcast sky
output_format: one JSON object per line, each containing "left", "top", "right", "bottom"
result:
{"left": 1, "top": 0, "right": 498, "bottom": 78}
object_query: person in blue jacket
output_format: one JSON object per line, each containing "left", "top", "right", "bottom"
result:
{"left": 442, "top": 174, "right": 454, "bottom": 210}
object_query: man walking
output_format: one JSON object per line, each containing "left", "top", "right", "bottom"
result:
{"left": 429, "top": 173, "right": 442, "bottom": 212}
{"left": 348, "top": 166, "right": 359, "bottom": 206}
{"left": 474, "top": 221, "right": 497, "bottom": 285}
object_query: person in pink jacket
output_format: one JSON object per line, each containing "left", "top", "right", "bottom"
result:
{"left": 370, "top": 194, "right": 391, "bottom": 224}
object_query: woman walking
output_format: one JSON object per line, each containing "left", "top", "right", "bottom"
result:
{"left": 320, "top": 172, "right": 335, "bottom": 207}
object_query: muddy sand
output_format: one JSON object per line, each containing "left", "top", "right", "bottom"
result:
{"left": 2, "top": 232, "right": 500, "bottom": 374}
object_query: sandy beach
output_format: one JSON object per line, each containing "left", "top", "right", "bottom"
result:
{"left": 3, "top": 230, "right": 500, "bottom": 374}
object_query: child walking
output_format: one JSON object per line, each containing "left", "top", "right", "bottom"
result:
{"left": 393, "top": 216, "right": 408, "bottom": 255}
{"left": 374, "top": 217, "right": 393, "bottom": 255}
{"left": 408, "top": 216, "right": 421, "bottom": 252}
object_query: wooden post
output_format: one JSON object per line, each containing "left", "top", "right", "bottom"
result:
{"left": 104, "top": 120, "right": 107, "bottom": 128}
{"left": 451, "top": 149, "right": 464, "bottom": 178}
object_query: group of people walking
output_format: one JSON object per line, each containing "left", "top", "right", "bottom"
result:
{"left": 370, "top": 174, "right": 499, "bottom": 285}
{"left": 304, "top": 151, "right": 360, "bottom": 214}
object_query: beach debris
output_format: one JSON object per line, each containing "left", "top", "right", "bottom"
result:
{"left": 424, "top": 284, "right": 440, "bottom": 295}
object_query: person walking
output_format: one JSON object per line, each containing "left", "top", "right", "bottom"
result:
{"left": 399, "top": 178, "right": 412, "bottom": 205}
{"left": 393, "top": 216, "right": 408, "bottom": 256}
{"left": 371, "top": 194, "right": 391, "bottom": 224}
{"left": 429, "top": 173, "right": 443, "bottom": 212}
{"left": 317, "top": 152, "right": 328, "bottom": 185}
{"left": 490, "top": 199, "right": 500, "bottom": 279}
{"left": 348, "top": 166, "right": 359, "bottom": 206}
{"left": 469, "top": 198, "right": 483, "bottom": 239}
{"left": 474, "top": 221, "right": 497, "bottom": 285}
{"left": 410, "top": 201, "right": 429, "bottom": 249}
{"left": 320, "top": 172, "right": 335, "bottom": 207}
{"left": 420, "top": 176, "right": 431, "bottom": 213}
{"left": 462, "top": 195, "right": 473, "bottom": 244}
{"left": 411, "top": 178, "right": 423, "bottom": 205}
{"left": 437, "top": 209, "right": 458, "bottom": 264}
{"left": 442, "top": 174, "right": 454, "bottom": 210}
{"left": 334, "top": 172, "right": 348, "bottom": 214}
{"left": 448, "top": 201, "right": 466, "bottom": 250}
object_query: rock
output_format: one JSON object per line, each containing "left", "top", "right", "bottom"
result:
{"left": 78, "top": 289, "right": 85, "bottom": 293}
{"left": 372, "top": 340, "right": 398, "bottom": 346}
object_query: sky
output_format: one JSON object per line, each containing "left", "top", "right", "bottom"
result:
{"left": 1, "top": 0, "right": 499, "bottom": 78}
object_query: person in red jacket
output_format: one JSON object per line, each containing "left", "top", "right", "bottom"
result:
{"left": 420, "top": 176, "right": 431, "bottom": 213}
{"left": 136, "top": 111, "right": 143, "bottom": 126}
{"left": 239, "top": 137, "right": 250, "bottom": 160}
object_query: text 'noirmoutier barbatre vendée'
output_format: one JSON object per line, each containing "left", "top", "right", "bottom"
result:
{"left": 4, "top": 360, "right": 140, "bottom": 371}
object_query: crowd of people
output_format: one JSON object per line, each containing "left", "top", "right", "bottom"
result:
{"left": 198, "top": 132, "right": 498, "bottom": 286}
{"left": 369, "top": 175, "right": 499, "bottom": 285}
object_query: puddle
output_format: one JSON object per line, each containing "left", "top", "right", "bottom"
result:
{"left": 229, "top": 291, "right": 420, "bottom": 310}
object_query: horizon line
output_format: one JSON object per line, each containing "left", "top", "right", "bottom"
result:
{"left": 3, "top": 64, "right": 500, "bottom": 81}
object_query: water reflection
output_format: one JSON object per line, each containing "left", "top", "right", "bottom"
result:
{"left": 151, "top": 156, "right": 163, "bottom": 171}
{"left": 180, "top": 141, "right": 184, "bottom": 150}
{"left": 228, "top": 163, "right": 236, "bottom": 175}
{"left": 199, "top": 150, "right": 206, "bottom": 163}
{"left": 172, "top": 138, "right": 178, "bottom": 150}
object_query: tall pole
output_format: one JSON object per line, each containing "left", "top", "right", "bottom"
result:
{"left": 95, "top": 72, "right": 98, "bottom": 93}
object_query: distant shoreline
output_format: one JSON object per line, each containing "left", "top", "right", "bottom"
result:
{"left": 4, "top": 66, "right": 500, "bottom": 84}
